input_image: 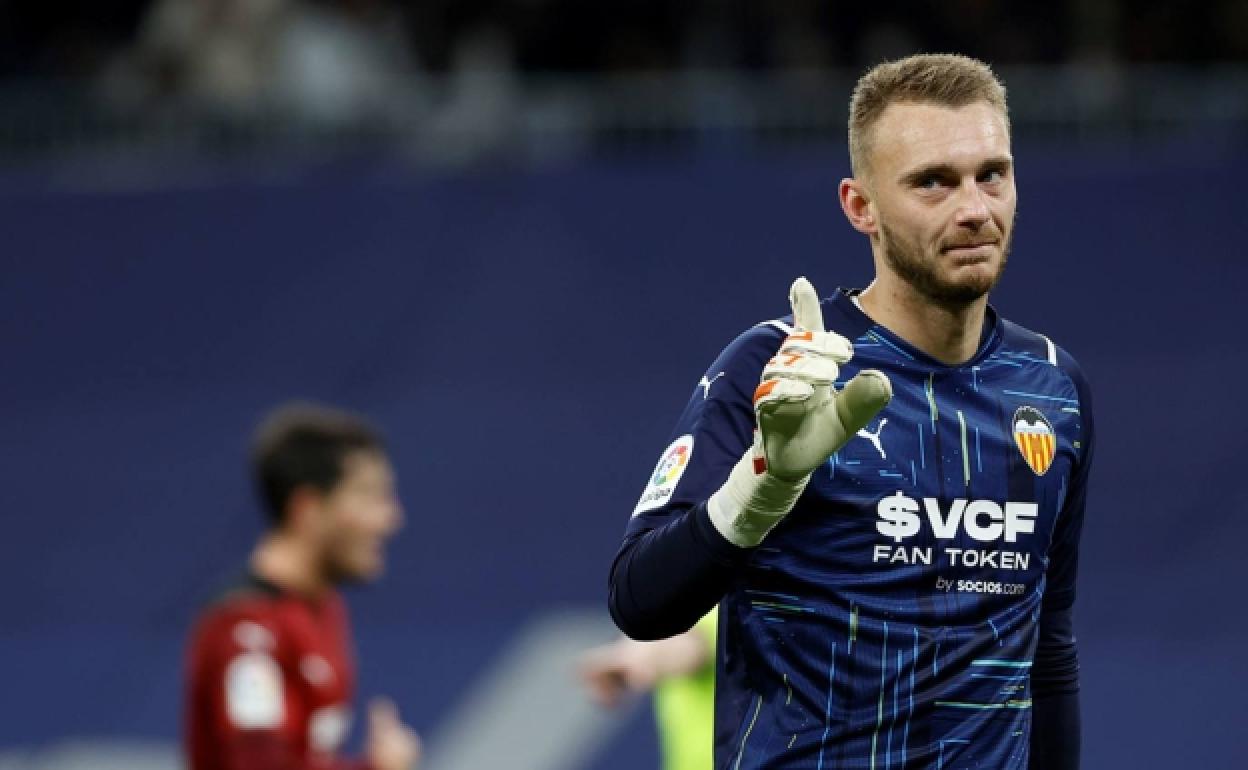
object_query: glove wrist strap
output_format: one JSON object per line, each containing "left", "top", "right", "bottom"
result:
{"left": 707, "top": 441, "right": 809, "bottom": 548}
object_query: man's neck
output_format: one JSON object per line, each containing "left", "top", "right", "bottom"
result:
{"left": 250, "top": 533, "right": 331, "bottom": 599}
{"left": 857, "top": 278, "right": 989, "bottom": 366}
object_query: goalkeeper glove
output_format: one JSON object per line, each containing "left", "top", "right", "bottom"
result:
{"left": 707, "top": 277, "right": 892, "bottom": 547}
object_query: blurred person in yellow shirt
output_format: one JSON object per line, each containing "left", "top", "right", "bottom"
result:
{"left": 579, "top": 608, "right": 717, "bottom": 770}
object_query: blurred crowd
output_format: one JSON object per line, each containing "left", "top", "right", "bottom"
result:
{"left": 2, "top": 1, "right": 1248, "bottom": 95}
{"left": 0, "top": 0, "right": 1244, "bottom": 153}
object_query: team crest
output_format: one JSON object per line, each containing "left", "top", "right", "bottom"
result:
{"left": 1012, "top": 406, "right": 1056, "bottom": 476}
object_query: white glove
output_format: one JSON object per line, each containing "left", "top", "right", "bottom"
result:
{"left": 707, "top": 277, "right": 892, "bottom": 547}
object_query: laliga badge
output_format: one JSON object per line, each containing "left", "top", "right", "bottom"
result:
{"left": 633, "top": 434, "right": 694, "bottom": 516}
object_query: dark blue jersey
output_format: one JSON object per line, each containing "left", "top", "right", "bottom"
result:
{"left": 615, "top": 289, "right": 1093, "bottom": 769}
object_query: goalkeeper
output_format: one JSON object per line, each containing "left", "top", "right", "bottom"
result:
{"left": 608, "top": 54, "right": 1093, "bottom": 769}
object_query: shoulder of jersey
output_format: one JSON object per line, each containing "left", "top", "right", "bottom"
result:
{"left": 202, "top": 572, "right": 283, "bottom": 613}
{"left": 998, "top": 317, "right": 1082, "bottom": 375}
{"left": 193, "top": 575, "right": 287, "bottom": 644}
{"left": 703, "top": 315, "right": 791, "bottom": 380}
{"left": 703, "top": 297, "right": 866, "bottom": 396}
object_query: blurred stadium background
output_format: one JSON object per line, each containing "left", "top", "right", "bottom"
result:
{"left": 2, "top": 1, "right": 1246, "bottom": 768}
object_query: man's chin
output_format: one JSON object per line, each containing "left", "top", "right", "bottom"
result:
{"left": 935, "top": 260, "right": 1001, "bottom": 300}
{"left": 924, "top": 275, "right": 996, "bottom": 306}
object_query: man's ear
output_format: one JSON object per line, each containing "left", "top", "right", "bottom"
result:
{"left": 839, "top": 177, "right": 877, "bottom": 236}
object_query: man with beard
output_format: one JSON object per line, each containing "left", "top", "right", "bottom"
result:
{"left": 609, "top": 54, "right": 1092, "bottom": 769}
{"left": 185, "top": 403, "right": 420, "bottom": 770}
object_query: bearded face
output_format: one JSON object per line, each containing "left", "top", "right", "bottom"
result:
{"left": 855, "top": 102, "right": 1017, "bottom": 309}
{"left": 878, "top": 216, "right": 1012, "bottom": 307}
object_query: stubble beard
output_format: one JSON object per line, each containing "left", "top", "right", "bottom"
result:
{"left": 878, "top": 222, "right": 1012, "bottom": 309}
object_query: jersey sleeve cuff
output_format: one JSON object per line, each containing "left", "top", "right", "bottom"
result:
{"left": 692, "top": 501, "right": 755, "bottom": 564}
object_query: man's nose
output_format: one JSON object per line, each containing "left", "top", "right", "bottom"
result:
{"left": 954, "top": 179, "right": 990, "bottom": 228}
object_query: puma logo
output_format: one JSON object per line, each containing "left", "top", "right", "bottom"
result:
{"left": 698, "top": 371, "right": 726, "bottom": 399}
{"left": 856, "top": 418, "right": 888, "bottom": 459}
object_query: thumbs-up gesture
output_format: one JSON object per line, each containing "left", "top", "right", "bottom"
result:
{"left": 753, "top": 277, "right": 892, "bottom": 481}
{"left": 708, "top": 277, "right": 891, "bottom": 547}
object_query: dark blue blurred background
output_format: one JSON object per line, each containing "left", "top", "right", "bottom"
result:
{"left": 2, "top": 1, "right": 1247, "bottom": 768}
{"left": 3, "top": 145, "right": 1247, "bottom": 767}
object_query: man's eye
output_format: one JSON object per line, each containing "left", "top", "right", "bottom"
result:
{"left": 980, "top": 169, "right": 1004, "bottom": 184}
{"left": 918, "top": 176, "right": 943, "bottom": 189}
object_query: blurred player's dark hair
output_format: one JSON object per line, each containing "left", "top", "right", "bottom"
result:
{"left": 251, "top": 402, "right": 385, "bottom": 526}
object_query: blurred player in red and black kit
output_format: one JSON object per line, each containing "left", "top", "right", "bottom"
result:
{"left": 184, "top": 403, "right": 420, "bottom": 770}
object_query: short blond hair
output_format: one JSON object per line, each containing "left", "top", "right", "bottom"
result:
{"left": 848, "top": 53, "right": 1009, "bottom": 175}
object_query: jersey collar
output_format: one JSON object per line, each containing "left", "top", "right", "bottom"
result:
{"left": 832, "top": 287, "right": 1004, "bottom": 371}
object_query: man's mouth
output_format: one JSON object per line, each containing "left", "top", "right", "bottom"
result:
{"left": 942, "top": 242, "right": 997, "bottom": 262}
{"left": 943, "top": 241, "right": 996, "bottom": 252}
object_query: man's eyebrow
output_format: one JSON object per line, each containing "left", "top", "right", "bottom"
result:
{"left": 899, "top": 163, "right": 958, "bottom": 185}
{"left": 899, "top": 156, "right": 1014, "bottom": 185}
{"left": 980, "top": 155, "right": 1014, "bottom": 171}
